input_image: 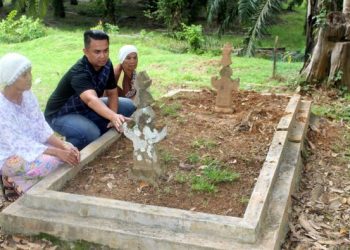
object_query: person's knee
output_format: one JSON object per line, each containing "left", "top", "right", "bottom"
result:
{"left": 118, "top": 98, "right": 136, "bottom": 117}
{"left": 50, "top": 115, "right": 101, "bottom": 150}
{"left": 125, "top": 103, "right": 136, "bottom": 117}
{"left": 67, "top": 128, "right": 101, "bottom": 150}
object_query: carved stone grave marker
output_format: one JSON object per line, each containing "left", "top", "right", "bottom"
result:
{"left": 211, "top": 43, "right": 240, "bottom": 113}
{"left": 123, "top": 71, "right": 167, "bottom": 186}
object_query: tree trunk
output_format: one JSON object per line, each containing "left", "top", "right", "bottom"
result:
{"left": 0, "top": 0, "right": 3, "bottom": 8}
{"left": 328, "top": 42, "right": 350, "bottom": 88}
{"left": 53, "top": 0, "right": 65, "bottom": 17}
{"left": 303, "top": 0, "right": 318, "bottom": 66}
{"left": 300, "top": 10, "right": 350, "bottom": 88}
{"left": 105, "top": 0, "right": 116, "bottom": 24}
{"left": 344, "top": 0, "right": 350, "bottom": 14}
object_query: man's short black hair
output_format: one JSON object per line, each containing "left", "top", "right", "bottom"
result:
{"left": 84, "top": 30, "right": 109, "bottom": 48}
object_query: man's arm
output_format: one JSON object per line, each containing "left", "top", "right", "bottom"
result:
{"left": 105, "top": 87, "right": 118, "bottom": 113}
{"left": 80, "top": 89, "right": 126, "bottom": 131}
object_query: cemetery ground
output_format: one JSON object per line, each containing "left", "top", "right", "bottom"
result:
{"left": 0, "top": 90, "right": 350, "bottom": 249}
{"left": 0, "top": 3, "right": 350, "bottom": 249}
{"left": 63, "top": 90, "right": 288, "bottom": 218}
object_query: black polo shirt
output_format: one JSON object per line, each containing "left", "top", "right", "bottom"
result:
{"left": 44, "top": 56, "right": 116, "bottom": 119}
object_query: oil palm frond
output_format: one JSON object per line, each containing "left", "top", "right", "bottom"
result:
{"left": 244, "top": 0, "right": 282, "bottom": 56}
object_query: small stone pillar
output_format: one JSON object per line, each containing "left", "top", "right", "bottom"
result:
{"left": 211, "top": 43, "right": 240, "bottom": 113}
{"left": 123, "top": 71, "right": 167, "bottom": 186}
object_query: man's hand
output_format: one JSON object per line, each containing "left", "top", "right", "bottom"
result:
{"left": 107, "top": 114, "right": 131, "bottom": 132}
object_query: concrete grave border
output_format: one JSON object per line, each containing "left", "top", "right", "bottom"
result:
{"left": 0, "top": 91, "right": 311, "bottom": 249}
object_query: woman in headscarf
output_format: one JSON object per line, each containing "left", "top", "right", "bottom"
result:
{"left": 114, "top": 45, "right": 138, "bottom": 99}
{"left": 0, "top": 53, "right": 80, "bottom": 201}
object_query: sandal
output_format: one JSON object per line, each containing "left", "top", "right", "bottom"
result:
{"left": 2, "top": 176, "right": 23, "bottom": 202}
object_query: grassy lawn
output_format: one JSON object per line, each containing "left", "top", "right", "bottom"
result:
{"left": 0, "top": 2, "right": 305, "bottom": 110}
{"left": 0, "top": 29, "right": 302, "bottom": 109}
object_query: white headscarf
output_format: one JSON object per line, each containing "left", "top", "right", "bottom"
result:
{"left": 118, "top": 45, "right": 138, "bottom": 63}
{"left": 0, "top": 53, "right": 31, "bottom": 86}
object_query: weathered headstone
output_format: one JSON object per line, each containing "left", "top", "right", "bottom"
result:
{"left": 123, "top": 71, "right": 167, "bottom": 186}
{"left": 211, "top": 43, "right": 240, "bottom": 113}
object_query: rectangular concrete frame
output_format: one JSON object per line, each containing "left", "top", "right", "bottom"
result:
{"left": 0, "top": 92, "right": 311, "bottom": 249}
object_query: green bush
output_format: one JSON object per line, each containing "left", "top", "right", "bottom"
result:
{"left": 0, "top": 11, "right": 46, "bottom": 43}
{"left": 90, "top": 21, "right": 119, "bottom": 35}
{"left": 178, "top": 23, "right": 204, "bottom": 53}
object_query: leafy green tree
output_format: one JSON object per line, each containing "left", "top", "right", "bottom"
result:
{"left": 16, "top": 0, "right": 51, "bottom": 18}
{"left": 156, "top": 0, "right": 188, "bottom": 30}
{"left": 149, "top": 0, "right": 207, "bottom": 31}
{"left": 207, "top": 0, "right": 282, "bottom": 56}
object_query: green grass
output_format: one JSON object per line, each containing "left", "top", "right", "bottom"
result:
{"left": 190, "top": 165, "right": 239, "bottom": 193}
{"left": 175, "top": 172, "right": 187, "bottom": 183}
{"left": 191, "top": 138, "right": 217, "bottom": 150}
{"left": 191, "top": 175, "right": 217, "bottom": 193}
{"left": 203, "top": 166, "right": 240, "bottom": 184}
{"left": 260, "top": 7, "right": 306, "bottom": 52}
{"left": 312, "top": 104, "right": 350, "bottom": 121}
{"left": 160, "top": 150, "right": 176, "bottom": 164}
{"left": 160, "top": 102, "right": 182, "bottom": 117}
{"left": 186, "top": 152, "right": 201, "bottom": 164}
{"left": 36, "top": 233, "right": 110, "bottom": 250}
{"left": 0, "top": 1, "right": 304, "bottom": 110}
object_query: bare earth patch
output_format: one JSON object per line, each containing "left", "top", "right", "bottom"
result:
{"left": 63, "top": 90, "right": 288, "bottom": 217}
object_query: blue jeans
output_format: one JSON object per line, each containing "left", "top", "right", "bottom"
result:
{"left": 48, "top": 97, "right": 136, "bottom": 150}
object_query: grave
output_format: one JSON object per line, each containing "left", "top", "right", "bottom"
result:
{"left": 211, "top": 43, "right": 239, "bottom": 114}
{"left": 0, "top": 89, "right": 311, "bottom": 249}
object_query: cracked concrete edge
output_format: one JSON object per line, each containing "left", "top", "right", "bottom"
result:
{"left": 259, "top": 141, "right": 304, "bottom": 250}
{"left": 0, "top": 203, "right": 247, "bottom": 250}
{"left": 257, "top": 99, "right": 311, "bottom": 249}
{"left": 19, "top": 190, "right": 254, "bottom": 242}
{"left": 244, "top": 96, "right": 306, "bottom": 239}
{"left": 243, "top": 131, "right": 288, "bottom": 234}
{"left": 277, "top": 94, "right": 301, "bottom": 131}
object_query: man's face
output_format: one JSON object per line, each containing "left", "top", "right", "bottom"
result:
{"left": 83, "top": 39, "right": 109, "bottom": 70}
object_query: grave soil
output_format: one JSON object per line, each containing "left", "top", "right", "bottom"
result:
{"left": 63, "top": 89, "right": 289, "bottom": 217}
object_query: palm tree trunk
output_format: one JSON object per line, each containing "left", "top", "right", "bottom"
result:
{"left": 53, "top": 0, "right": 65, "bottom": 17}
{"left": 302, "top": 0, "right": 318, "bottom": 67}
{"left": 105, "top": 0, "right": 116, "bottom": 24}
{"left": 344, "top": 0, "right": 350, "bottom": 14}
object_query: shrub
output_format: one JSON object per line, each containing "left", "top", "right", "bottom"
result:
{"left": 90, "top": 20, "right": 119, "bottom": 35}
{"left": 0, "top": 10, "right": 46, "bottom": 43}
{"left": 178, "top": 23, "right": 204, "bottom": 53}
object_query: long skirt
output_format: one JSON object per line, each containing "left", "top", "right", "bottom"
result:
{"left": 1, "top": 155, "right": 61, "bottom": 192}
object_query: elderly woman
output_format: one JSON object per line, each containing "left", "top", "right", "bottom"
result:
{"left": 114, "top": 45, "right": 138, "bottom": 99}
{"left": 0, "top": 53, "right": 80, "bottom": 201}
